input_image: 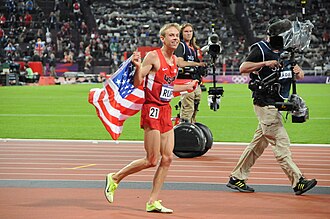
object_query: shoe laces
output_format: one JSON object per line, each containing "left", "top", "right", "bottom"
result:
{"left": 109, "top": 182, "right": 118, "bottom": 192}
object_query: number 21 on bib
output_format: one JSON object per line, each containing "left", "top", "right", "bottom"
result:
{"left": 149, "top": 107, "right": 159, "bottom": 119}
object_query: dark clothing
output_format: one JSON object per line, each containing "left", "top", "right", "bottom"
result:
{"left": 174, "top": 40, "right": 202, "bottom": 123}
{"left": 49, "top": 58, "right": 56, "bottom": 67}
{"left": 247, "top": 40, "right": 292, "bottom": 106}
{"left": 175, "top": 41, "right": 199, "bottom": 79}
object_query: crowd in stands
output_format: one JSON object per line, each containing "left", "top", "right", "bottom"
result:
{"left": 0, "top": 0, "right": 86, "bottom": 76}
{"left": 90, "top": 0, "right": 246, "bottom": 72}
{"left": 242, "top": 0, "right": 330, "bottom": 71}
{"left": 0, "top": 0, "right": 329, "bottom": 78}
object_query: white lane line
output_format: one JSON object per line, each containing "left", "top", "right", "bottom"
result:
{"left": 1, "top": 155, "right": 330, "bottom": 163}
{"left": 1, "top": 147, "right": 330, "bottom": 155}
{"left": 1, "top": 156, "right": 330, "bottom": 164}
{"left": 1, "top": 139, "right": 330, "bottom": 147}
{"left": 1, "top": 157, "right": 330, "bottom": 165}
{"left": 0, "top": 162, "right": 329, "bottom": 171}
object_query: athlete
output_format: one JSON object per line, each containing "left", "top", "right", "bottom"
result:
{"left": 104, "top": 23, "right": 198, "bottom": 213}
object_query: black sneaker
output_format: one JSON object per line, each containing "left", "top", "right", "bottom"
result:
{"left": 226, "top": 177, "right": 255, "bottom": 193}
{"left": 293, "top": 177, "right": 317, "bottom": 195}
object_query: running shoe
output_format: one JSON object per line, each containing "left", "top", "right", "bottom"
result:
{"left": 104, "top": 173, "right": 118, "bottom": 203}
{"left": 146, "top": 200, "right": 173, "bottom": 213}
{"left": 293, "top": 177, "right": 317, "bottom": 195}
{"left": 226, "top": 177, "right": 255, "bottom": 193}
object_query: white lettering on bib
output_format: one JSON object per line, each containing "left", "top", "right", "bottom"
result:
{"left": 160, "top": 84, "right": 173, "bottom": 102}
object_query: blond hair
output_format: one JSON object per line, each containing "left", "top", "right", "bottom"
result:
{"left": 159, "top": 23, "right": 181, "bottom": 37}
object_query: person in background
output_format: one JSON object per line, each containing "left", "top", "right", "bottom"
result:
{"left": 226, "top": 18, "right": 317, "bottom": 195}
{"left": 49, "top": 52, "right": 57, "bottom": 78}
{"left": 175, "top": 23, "right": 207, "bottom": 123}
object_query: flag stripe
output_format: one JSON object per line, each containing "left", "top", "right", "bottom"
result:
{"left": 105, "top": 80, "right": 144, "bottom": 114}
{"left": 89, "top": 88, "right": 123, "bottom": 139}
{"left": 89, "top": 57, "right": 144, "bottom": 140}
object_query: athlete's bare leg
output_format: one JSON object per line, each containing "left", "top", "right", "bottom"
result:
{"left": 111, "top": 127, "right": 161, "bottom": 184}
{"left": 148, "top": 129, "right": 174, "bottom": 203}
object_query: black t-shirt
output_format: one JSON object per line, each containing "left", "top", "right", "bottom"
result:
{"left": 245, "top": 42, "right": 283, "bottom": 106}
{"left": 245, "top": 46, "right": 263, "bottom": 63}
{"left": 174, "top": 43, "right": 184, "bottom": 58}
{"left": 175, "top": 42, "right": 198, "bottom": 79}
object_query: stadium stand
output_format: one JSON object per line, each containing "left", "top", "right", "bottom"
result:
{"left": 0, "top": 0, "right": 329, "bottom": 85}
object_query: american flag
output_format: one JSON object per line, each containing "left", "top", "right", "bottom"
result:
{"left": 88, "top": 56, "right": 145, "bottom": 140}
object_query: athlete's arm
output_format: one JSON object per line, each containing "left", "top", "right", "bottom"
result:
{"left": 173, "top": 79, "right": 199, "bottom": 92}
{"left": 133, "top": 51, "right": 156, "bottom": 87}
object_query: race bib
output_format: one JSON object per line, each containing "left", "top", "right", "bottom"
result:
{"left": 279, "top": 70, "right": 292, "bottom": 79}
{"left": 160, "top": 84, "right": 173, "bottom": 102}
{"left": 149, "top": 107, "right": 159, "bottom": 119}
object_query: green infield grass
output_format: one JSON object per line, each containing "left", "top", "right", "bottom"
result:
{"left": 0, "top": 83, "right": 329, "bottom": 144}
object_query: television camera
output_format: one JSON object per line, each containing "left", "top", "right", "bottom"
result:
{"left": 249, "top": 18, "right": 313, "bottom": 123}
{"left": 202, "top": 24, "right": 224, "bottom": 111}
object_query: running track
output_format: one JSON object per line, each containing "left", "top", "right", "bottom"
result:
{"left": 1, "top": 139, "right": 330, "bottom": 219}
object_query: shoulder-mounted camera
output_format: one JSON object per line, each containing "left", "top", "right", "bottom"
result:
{"left": 248, "top": 71, "right": 280, "bottom": 96}
{"left": 179, "top": 66, "right": 208, "bottom": 83}
{"left": 275, "top": 94, "right": 309, "bottom": 123}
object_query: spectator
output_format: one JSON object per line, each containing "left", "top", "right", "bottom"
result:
{"left": 4, "top": 41, "right": 16, "bottom": 56}
{"left": 46, "top": 28, "right": 52, "bottom": 44}
{"left": 49, "top": 12, "right": 57, "bottom": 30}
{"left": 49, "top": 52, "right": 57, "bottom": 78}
{"left": 24, "top": 11, "right": 32, "bottom": 28}
{"left": 25, "top": 0, "right": 33, "bottom": 12}
{"left": 0, "top": 27, "right": 4, "bottom": 39}
{"left": 73, "top": 1, "right": 81, "bottom": 19}
{"left": 34, "top": 38, "right": 45, "bottom": 58}
{"left": 0, "top": 13, "right": 6, "bottom": 28}
{"left": 62, "top": 50, "right": 73, "bottom": 63}
{"left": 23, "top": 61, "right": 39, "bottom": 83}
{"left": 79, "top": 21, "right": 88, "bottom": 41}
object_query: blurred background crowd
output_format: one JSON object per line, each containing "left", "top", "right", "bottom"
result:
{"left": 0, "top": 0, "right": 329, "bottom": 77}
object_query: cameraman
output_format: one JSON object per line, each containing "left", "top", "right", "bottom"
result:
{"left": 175, "top": 23, "right": 207, "bottom": 123}
{"left": 226, "top": 18, "right": 317, "bottom": 195}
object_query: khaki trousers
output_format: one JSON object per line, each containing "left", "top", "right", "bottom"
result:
{"left": 231, "top": 105, "right": 302, "bottom": 187}
{"left": 180, "top": 85, "right": 202, "bottom": 123}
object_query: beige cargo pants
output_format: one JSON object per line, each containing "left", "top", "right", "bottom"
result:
{"left": 180, "top": 85, "right": 202, "bottom": 123}
{"left": 231, "top": 105, "right": 302, "bottom": 188}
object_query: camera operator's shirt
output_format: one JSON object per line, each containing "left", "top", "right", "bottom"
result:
{"left": 246, "top": 40, "right": 292, "bottom": 106}
{"left": 175, "top": 41, "right": 199, "bottom": 79}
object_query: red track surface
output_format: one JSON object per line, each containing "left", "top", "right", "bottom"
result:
{"left": 0, "top": 140, "right": 330, "bottom": 219}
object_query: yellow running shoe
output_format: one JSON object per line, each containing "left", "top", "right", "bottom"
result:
{"left": 104, "top": 173, "right": 118, "bottom": 203}
{"left": 146, "top": 200, "right": 173, "bottom": 213}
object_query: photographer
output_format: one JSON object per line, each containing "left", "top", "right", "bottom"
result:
{"left": 226, "top": 18, "right": 317, "bottom": 195}
{"left": 175, "top": 23, "right": 207, "bottom": 123}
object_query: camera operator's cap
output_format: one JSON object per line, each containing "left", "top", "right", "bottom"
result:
{"left": 267, "top": 18, "right": 292, "bottom": 37}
